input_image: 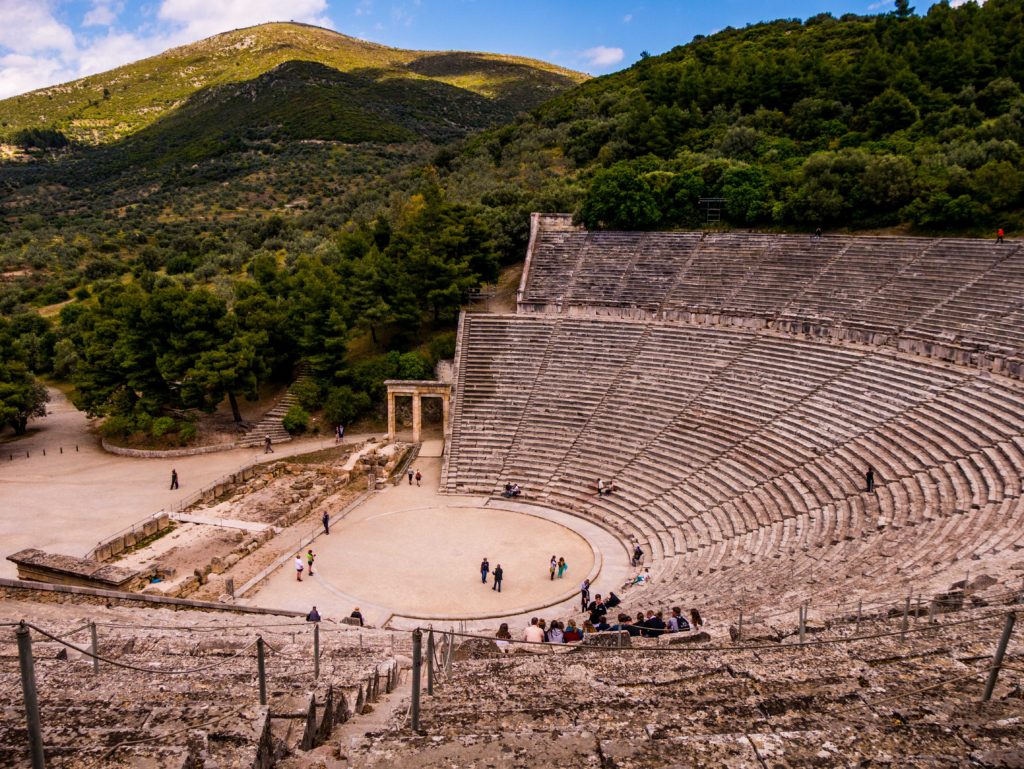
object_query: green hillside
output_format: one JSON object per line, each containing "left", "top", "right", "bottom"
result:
{"left": 0, "top": 22, "right": 584, "bottom": 146}
{"left": 439, "top": 0, "right": 1024, "bottom": 234}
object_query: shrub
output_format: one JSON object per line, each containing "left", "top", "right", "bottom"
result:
{"left": 290, "top": 378, "right": 323, "bottom": 411}
{"left": 282, "top": 404, "right": 310, "bottom": 434}
{"left": 323, "top": 385, "right": 372, "bottom": 426}
{"left": 100, "top": 415, "right": 134, "bottom": 438}
{"left": 177, "top": 422, "right": 198, "bottom": 443}
{"left": 151, "top": 416, "right": 175, "bottom": 437}
{"left": 428, "top": 332, "right": 457, "bottom": 363}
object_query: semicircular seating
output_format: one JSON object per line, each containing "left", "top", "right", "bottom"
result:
{"left": 443, "top": 311, "right": 1024, "bottom": 614}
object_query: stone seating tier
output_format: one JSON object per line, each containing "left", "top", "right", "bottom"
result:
{"left": 519, "top": 222, "right": 1024, "bottom": 366}
{"left": 0, "top": 612, "right": 404, "bottom": 769}
{"left": 443, "top": 314, "right": 1024, "bottom": 611}
{"left": 350, "top": 609, "right": 1023, "bottom": 768}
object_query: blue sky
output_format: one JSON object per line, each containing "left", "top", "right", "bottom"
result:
{"left": 0, "top": 0, "right": 968, "bottom": 99}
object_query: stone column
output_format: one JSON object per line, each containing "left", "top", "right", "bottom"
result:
{"left": 442, "top": 392, "right": 450, "bottom": 436}
{"left": 411, "top": 394, "right": 422, "bottom": 443}
{"left": 387, "top": 391, "right": 396, "bottom": 442}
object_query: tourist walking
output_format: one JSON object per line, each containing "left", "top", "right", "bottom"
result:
{"left": 866, "top": 466, "right": 875, "bottom": 493}
{"left": 492, "top": 564, "right": 503, "bottom": 592}
{"left": 264, "top": 435, "right": 274, "bottom": 454}
{"left": 306, "top": 549, "right": 316, "bottom": 576}
{"left": 480, "top": 557, "right": 490, "bottom": 584}
{"left": 336, "top": 424, "right": 345, "bottom": 443}
{"left": 322, "top": 511, "right": 330, "bottom": 535}
{"left": 169, "top": 469, "right": 179, "bottom": 490}
{"left": 557, "top": 557, "right": 567, "bottom": 578}
{"left": 415, "top": 469, "right": 422, "bottom": 486}
{"left": 580, "top": 578, "right": 591, "bottom": 612}
{"left": 549, "top": 555, "right": 557, "bottom": 580}
{"left": 408, "top": 468, "right": 414, "bottom": 485}
{"left": 295, "top": 555, "right": 304, "bottom": 581}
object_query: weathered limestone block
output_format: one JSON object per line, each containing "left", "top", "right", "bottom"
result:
{"left": 584, "top": 631, "right": 631, "bottom": 647}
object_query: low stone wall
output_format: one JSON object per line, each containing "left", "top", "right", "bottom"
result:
{"left": 101, "top": 438, "right": 239, "bottom": 458}
{"left": 88, "top": 512, "right": 172, "bottom": 562}
{"left": 0, "top": 577, "right": 305, "bottom": 616}
{"left": 517, "top": 304, "right": 1024, "bottom": 382}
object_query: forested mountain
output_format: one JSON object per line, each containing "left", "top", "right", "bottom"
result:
{"left": 2, "top": 2, "right": 1023, "bottom": 442}
{"left": 440, "top": 0, "right": 1024, "bottom": 234}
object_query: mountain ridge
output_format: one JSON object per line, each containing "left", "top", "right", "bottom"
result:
{"left": 0, "top": 22, "right": 587, "bottom": 146}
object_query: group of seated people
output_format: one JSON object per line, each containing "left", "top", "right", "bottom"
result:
{"left": 597, "top": 478, "right": 620, "bottom": 496}
{"left": 502, "top": 482, "right": 522, "bottom": 497}
{"left": 495, "top": 602, "right": 704, "bottom": 650}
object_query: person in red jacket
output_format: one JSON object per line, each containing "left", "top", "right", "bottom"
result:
{"left": 997, "top": 228, "right": 1005, "bottom": 243}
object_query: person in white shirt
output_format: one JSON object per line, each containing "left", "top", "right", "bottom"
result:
{"left": 523, "top": 617, "right": 545, "bottom": 643}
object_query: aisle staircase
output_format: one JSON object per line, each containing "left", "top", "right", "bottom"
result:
{"left": 238, "top": 367, "right": 312, "bottom": 448}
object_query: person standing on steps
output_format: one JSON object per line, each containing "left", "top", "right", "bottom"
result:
{"left": 415, "top": 469, "right": 422, "bottom": 487}
{"left": 866, "top": 466, "right": 875, "bottom": 493}
{"left": 322, "top": 511, "right": 330, "bottom": 535}
{"left": 264, "top": 435, "right": 273, "bottom": 454}
{"left": 295, "top": 555, "right": 304, "bottom": 581}
{"left": 407, "top": 468, "right": 414, "bottom": 485}
{"left": 170, "top": 469, "right": 179, "bottom": 490}
{"left": 306, "top": 549, "right": 316, "bottom": 576}
{"left": 997, "top": 228, "right": 1005, "bottom": 243}
{"left": 580, "top": 578, "right": 591, "bottom": 612}
{"left": 480, "top": 557, "right": 490, "bottom": 584}
{"left": 492, "top": 563, "right": 503, "bottom": 592}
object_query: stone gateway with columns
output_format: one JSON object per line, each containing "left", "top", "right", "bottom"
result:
{"left": 384, "top": 380, "right": 451, "bottom": 443}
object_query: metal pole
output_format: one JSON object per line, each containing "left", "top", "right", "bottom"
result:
{"left": 445, "top": 629, "right": 454, "bottom": 674}
{"left": 737, "top": 609, "right": 743, "bottom": 642}
{"left": 901, "top": 595, "right": 911, "bottom": 641}
{"left": 916, "top": 594, "right": 922, "bottom": 624}
{"left": 427, "top": 629, "right": 435, "bottom": 696}
{"left": 928, "top": 598, "right": 935, "bottom": 626}
{"left": 313, "top": 624, "right": 320, "bottom": 681}
{"left": 90, "top": 622, "right": 99, "bottom": 674}
{"left": 411, "top": 629, "right": 422, "bottom": 731}
{"left": 16, "top": 623, "right": 45, "bottom": 769}
{"left": 982, "top": 612, "right": 1017, "bottom": 702}
{"left": 798, "top": 604, "right": 806, "bottom": 645}
{"left": 257, "top": 636, "right": 267, "bottom": 706}
{"left": 856, "top": 600, "right": 862, "bottom": 634}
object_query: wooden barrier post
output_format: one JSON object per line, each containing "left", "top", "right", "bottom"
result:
{"left": 257, "top": 636, "right": 267, "bottom": 706}
{"left": 90, "top": 622, "right": 99, "bottom": 674}
{"left": 982, "top": 612, "right": 1017, "bottom": 702}
{"left": 411, "top": 629, "right": 422, "bottom": 731}
{"left": 426, "top": 629, "right": 435, "bottom": 696}
{"left": 313, "top": 624, "right": 320, "bottom": 681}
{"left": 17, "top": 623, "right": 45, "bottom": 769}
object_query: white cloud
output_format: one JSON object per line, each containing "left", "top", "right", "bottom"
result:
{"left": 76, "top": 31, "right": 159, "bottom": 76}
{"left": 582, "top": 45, "right": 624, "bottom": 68}
{"left": 83, "top": 1, "right": 122, "bottom": 27}
{"left": 0, "top": 51, "right": 74, "bottom": 98}
{"left": 0, "top": 0, "right": 76, "bottom": 55}
{"left": 623, "top": 13, "right": 633, "bottom": 23}
{"left": 355, "top": 0, "right": 374, "bottom": 15}
{"left": 157, "top": 0, "right": 333, "bottom": 41}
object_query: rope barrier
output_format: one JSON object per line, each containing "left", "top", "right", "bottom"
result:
{"left": 434, "top": 608, "right": 1015, "bottom": 655}
{"left": 23, "top": 622, "right": 258, "bottom": 675}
